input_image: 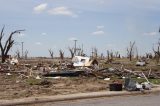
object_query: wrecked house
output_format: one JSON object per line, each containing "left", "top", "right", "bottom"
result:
{"left": 72, "top": 56, "right": 99, "bottom": 68}
{"left": 9, "top": 57, "right": 19, "bottom": 65}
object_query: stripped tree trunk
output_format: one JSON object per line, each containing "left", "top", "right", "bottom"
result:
{"left": 0, "top": 26, "right": 24, "bottom": 63}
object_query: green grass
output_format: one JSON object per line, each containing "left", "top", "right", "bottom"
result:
{"left": 133, "top": 78, "right": 160, "bottom": 85}
{"left": 149, "top": 79, "right": 160, "bottom": 84}
{"left": 26, "top": 78, "right": 42, "bottom": 85}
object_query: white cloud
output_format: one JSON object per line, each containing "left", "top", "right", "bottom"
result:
{"left": 41, "top": 32, "right": 47, "bottom": 36}
{"left": 97, "top": 25, "right": 104, "bottom": 29}
{"left": 48, "top": 6, "right": 78, "bottom": 17}
{"left": 68, "top": 37, "right": 77, "bottom": 41}
{"left": 33, "top": 3, "right": 48, "bottom": 14}
{"left": 143, "top": 32, "right": 157, "bottom": 36}
{"left": 35, "top": 42, "right": 42, "bottom": 45}
{"left": 92, "top": 30, "right": 105, "bottom": 35}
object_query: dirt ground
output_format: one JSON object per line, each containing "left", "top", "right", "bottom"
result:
{"left": 0, "top": 57, "right": 160, "bottom": 100}
{"left": 0, "top": 73, "right": 109, "bottom": 100}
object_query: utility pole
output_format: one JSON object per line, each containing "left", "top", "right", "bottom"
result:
{"left": 91, "top": 48, "right": 94, "bottom": 58}
{"left": 74, "top": 40, "right": 77, "bottom": 55}
{"left": 81, "top": 44, "right": 83, "bottom": 56}
{"left": 21, "top": 42, "right": 24, "bottom": 58}
{"left": 82, "top": 44, "right": 83, "bottom": 52}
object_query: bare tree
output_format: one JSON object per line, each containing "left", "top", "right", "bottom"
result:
{"left": 118, "top": 54, "right": 121, "bottom": 58}
{"left": 100, "top": 53, "right": 104, "bottom": 59}
{"left": 59, "top": 49, "right": 64, "bottom": 60}
{"left": 0, "top": 26, "right": 24, "bottom": 63}
{"left": 127, "top": 41, "right": 135, "bottom": 61}
{"left": 153, "top": 39, "right": 160, "bottom": 63}
{"left": 24, "top": 50, "right": 28, "bottom": 59}
{"left": 110, "top": 51, "right": 113, "bottom": 60}
{"left": 68, "top": 47, "right": 74, "bottom": 58}
{"left": 107, "top": 50, "right": 113, "bottom": 60}
{"left": 135, "top": 46, "right": 139, "bottom": 60}
{"left": 106, "top": 50, "right": 113, "bottom": 63}
{"left": 115, "top": 51, "right": 119, "bottom": 58}
{"left": 94, "top": 47, "right": 98, "bottom": 58}
{"left": 107, "top": 50, "right": 110, "bottom": 61}
{"left": 75, "top": 44, "right": 85, "bottom": 56}
{"left": 146, "top": 53, "right": 152, "bottom": 59}
{"left": 80, "top": 46, "right": 84, "bottom": 56}
{"left": 15, "top": 49, "right": 20, "bottom": 58}
{"left": 48, "top": 49, "right": 54, "bottom": 59}
{"left": 77, "top": 48, "right": 81, "bottom": 56}
{"left": 116, "top": 51, "right": 121, "bottom": 58}
{"left": 92, "top": 47, "right": 98, "bottom": 58}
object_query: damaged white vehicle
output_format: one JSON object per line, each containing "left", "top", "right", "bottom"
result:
{"left": 72, "top": 56, "right": 99, "bottom": 68}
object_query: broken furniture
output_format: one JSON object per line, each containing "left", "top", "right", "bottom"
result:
{"left": 109, "top": 80, "right": 122, "bottom": 91}
{"left": 43, "top": 70, "right": 85, "bottom": 77}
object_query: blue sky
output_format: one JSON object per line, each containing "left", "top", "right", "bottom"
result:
{"left": 0, "top": 0, "right": 160, "bottom": 57}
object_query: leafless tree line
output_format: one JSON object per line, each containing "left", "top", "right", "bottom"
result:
{"left": 1, "top": 26, "right": 160, "bottom": 64}
{"left": 15, "top": 49, "right": 28, "bottom": 59}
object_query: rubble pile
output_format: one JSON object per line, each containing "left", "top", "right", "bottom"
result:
{"left": 0, "top": 56, "right": 160, "bottom": 99}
